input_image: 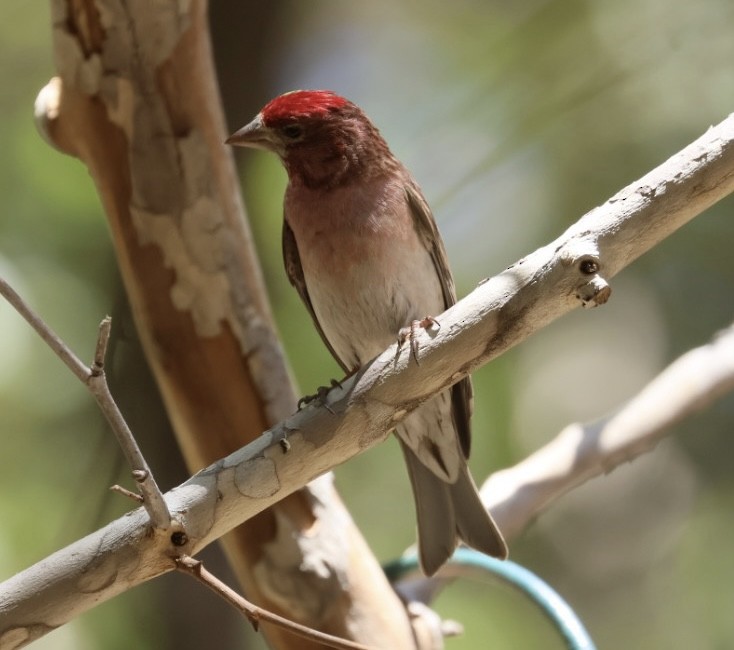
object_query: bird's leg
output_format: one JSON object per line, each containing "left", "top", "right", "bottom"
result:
{"left": 396, "top": 316, "right": 441, "bottom": 365}
{"left": 297, "top": 369, "right": 359, "bottom": 412}
{"left": 297, "top": 381, "right": 338, "bottom": 413}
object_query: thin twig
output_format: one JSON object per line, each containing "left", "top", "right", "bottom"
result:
{"left": 110, "top": 484, "right": 145, "bottom": 503}
{"left": 175, "top": 555, "right": 375, "bottom": 650}
{"left": 93, "top": 315, "right": 112, "bottom": 372}
{"left": 87, "top": 317, "right": 171, "bottom": 528}
{"left": 0, "top": 277, "right": 171, "bottom": 529}
{"left": 0, "top": 276, "right": 88, "bottom": 381}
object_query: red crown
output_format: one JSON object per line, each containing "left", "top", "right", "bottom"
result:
{"left": 261, "top": 90, "right": 349, "bottom": 125}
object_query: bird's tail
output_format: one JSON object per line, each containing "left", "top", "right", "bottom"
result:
{"left": 400, "top": 441, "right": 508, "bottom": 576}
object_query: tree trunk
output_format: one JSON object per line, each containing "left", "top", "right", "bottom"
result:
{"left": 41, "top": 1, "right": 415, "bottom": 647}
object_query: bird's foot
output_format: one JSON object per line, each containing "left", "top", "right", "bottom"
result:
{"left": 395, "top": 316, "right": 441, "bottom": 365}
{"left": 297, "top": 378, "right": 344, "bottom": 413}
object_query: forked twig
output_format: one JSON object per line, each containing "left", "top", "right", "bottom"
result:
{"left": 0, "top": 277, "right": 171, "bottom": 529}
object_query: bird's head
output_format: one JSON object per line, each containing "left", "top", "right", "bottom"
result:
{"left": 226, "top": 90, "right": 396, "bottom": 189}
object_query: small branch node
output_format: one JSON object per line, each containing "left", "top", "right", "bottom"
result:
{"left": 34, "top": 77, "right": 63, "bottom": 151}
{"left": 579, "top": 258, "right": 600, "bottom": 275}
{"left": 176, "top": 554, "right": 201, "bottom": 572}
{"left": 441, "top": 619, "right": 464, "bottom": 638}
{"left": 132, "top": 469, "right": 149, "bottom": 482}
{"left": 92, "top": 315, "right": 112, "bottom": 374}
{"left": 249, "top": 612, "right": 260, "bottom": 632}
{"left": 577, "top": 275, "right": 612, "bottom": 308}
{"left": 170, "top": 531, "right": 189, "bottom": 547}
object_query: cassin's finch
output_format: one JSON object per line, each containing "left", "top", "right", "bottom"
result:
{"left": 227, "top": 90, "right": 507, "bottom": 575}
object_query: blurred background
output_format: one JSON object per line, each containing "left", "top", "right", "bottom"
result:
{"left": 2, "top": 0, "right": 733, "bottom": 648}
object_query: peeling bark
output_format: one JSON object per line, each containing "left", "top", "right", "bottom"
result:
{"left": 37, "top": 1, "right": 415, "bottom": 648}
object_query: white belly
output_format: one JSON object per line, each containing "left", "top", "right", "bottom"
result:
{"left": 302, "top": 228, "right": 444, "bottom": 370}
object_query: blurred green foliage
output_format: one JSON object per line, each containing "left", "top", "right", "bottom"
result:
{"left": 2, "top": 0, "right": 734, "bottom": 648}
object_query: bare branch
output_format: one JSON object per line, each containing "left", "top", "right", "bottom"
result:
{"left": 0, "top": 280, "right": 170, "bottom": 530}
{"left": 175, "top": 556, "right": 375, "bottom": 650}
{"left": 484, "top": 321, "right": 734, "bottom": 540}
{"left": 92, "top": 315, "right": 112, "bottom": 370}
{"left": 110, "top": 485, "right": 145, "bottom": 503}
{"left": 0, "top": 277, "right": 88, "bottom": 382}
{"left": 86, "top": 317, "right": 171, "bottom": 529}
{"left": 2, "top": 112, "right": 734, "bottom": 646}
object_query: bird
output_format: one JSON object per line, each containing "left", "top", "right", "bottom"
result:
{"left": 227, "top": 90, "right": 507, "bottom": 575}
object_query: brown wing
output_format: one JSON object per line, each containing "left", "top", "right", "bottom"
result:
{"left": 282, "top": 220, "right": 350, "bottom": 374}
{"left": 405, "top": 184, "right": 474, "bottom": 458}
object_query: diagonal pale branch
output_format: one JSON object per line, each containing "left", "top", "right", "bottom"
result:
{"left": 2, "top": 111, "right": 734, "bottom": 647}
{"left": 483, "top": 321, "right": 734, "bottom": 541}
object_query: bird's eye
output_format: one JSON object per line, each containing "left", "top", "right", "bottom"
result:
{"left": 282, "top": 124, "right": 303, "bottom": 140}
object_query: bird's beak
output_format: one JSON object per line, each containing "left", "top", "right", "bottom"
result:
{"left": 226, "top": 114, "right": 275, "bottom": 151}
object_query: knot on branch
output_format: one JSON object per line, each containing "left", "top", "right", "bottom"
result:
{"left": 560, "top": 242, "right": 612, "bottom": 308}
{"left": 34, "top": 78, "right": 65, "bottom": 153}
{"left": 575, "top": 253, "right": 611, "bottom": 307}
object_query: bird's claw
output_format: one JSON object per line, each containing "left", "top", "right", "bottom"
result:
{"left": 297, "top": 378, "right": 344, "bottom": 414}
{"left": 395, "top": 316, "right": 441, "bottom": 365}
